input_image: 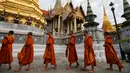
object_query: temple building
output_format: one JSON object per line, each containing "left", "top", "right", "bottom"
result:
{"left": 41, "top": 0, "right": 86, "bottom": 34}
{"left": 102, "top": 6, "right": 116, "bottom": 32}
{"left": 0, "top": 0, "right": 45, "bottom": 28}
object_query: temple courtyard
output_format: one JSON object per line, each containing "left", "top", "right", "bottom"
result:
{"left": 0, "top": 53, "right": 130, "bottom": 73}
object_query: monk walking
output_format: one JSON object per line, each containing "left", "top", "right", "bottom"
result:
{"left": 15, "top": 32, "right": 34, "bottom": 72}
{"left": 66, "top": 31, "right": 79, "bottom": 70}
{"left": 81, "top": 30, "right": 96, "bottom": 73}
{"left": 42, "top": 32, "right": 56, "bottom": 70}
{"left": 104, "top": 32, "right": 123, "bottom": 71}
{"left": 0, "top": 30, "right": 14, "bottom": 70}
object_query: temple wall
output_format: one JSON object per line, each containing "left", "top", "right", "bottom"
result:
{"left": 0, "top": 22, "right": 44, "bottom": 44}
{"left": 120, "top": 26, "right": 130, "bottom": 39}
{"left": 109, "top": 26, "right": 130, "bottom": 43}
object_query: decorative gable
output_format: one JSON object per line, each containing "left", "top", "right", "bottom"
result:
{"left": 75, "top": 7, "right": 85, "bottom": 19}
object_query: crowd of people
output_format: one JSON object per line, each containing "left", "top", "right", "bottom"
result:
{"left": 0, "top": 30, "right": 123, "bottom": 73}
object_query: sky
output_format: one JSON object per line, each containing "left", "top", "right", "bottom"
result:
{"left": 38, "top": 0, "right": 130, "bottom": 28}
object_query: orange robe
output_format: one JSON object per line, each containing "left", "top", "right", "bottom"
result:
{"left": 43, "top": 35, "right": 56, "bottom": 65}
{"left": 84, "top": 36, "right": 96, "bottom": 66}
{"left": 66, "top": 35, "right": 78, "bottom": 64}
{"left": 104, "top": 35, "right": 123, "bottom": 68}
{"left": 18, "top": 36, "right": 34, "bottom": 66}
{"left": 0, "top": 35, "right": 14, "bottom": 64}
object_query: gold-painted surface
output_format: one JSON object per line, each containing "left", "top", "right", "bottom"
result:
{"left": 102, "top": 7, "right": 116, "bottom": 32}
{"left": 0, "top": 0, "right": 45, "bottom": 28}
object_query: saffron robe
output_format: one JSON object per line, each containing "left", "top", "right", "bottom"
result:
{"left": 18, "top": 36, "right": 34, "bottom": 66}
{"left": 84, "top": 36, "right": 96, "bottom": 66}
{"left": 66, "top": 35, "right": 78, "bottom": 64}
{"left": 43, "top": 35, "right": 56, "bottom": 65}
{"left": 0, "top": 35, "right": 14, "bottom": 64}
{"left": 104, "top": 35, "right": 123, "bottom": 68}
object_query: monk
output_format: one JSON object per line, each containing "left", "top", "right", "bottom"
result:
{"left": 15, "top": 32, "right": 34, "bottom": 72}
{"left": 0, "top": 30, "right": 14, "bottom": 70}
{"left": 42, "top": 32, "right": 56, "bottom": 70}
{"left": 81, "top": 30, "right": 96, "bottom": 73}
{"left": 104, "top": 32, "right": 123, "bottom": 72}
{"left": 66, "top": 31, "right": 79, "bottom": 70}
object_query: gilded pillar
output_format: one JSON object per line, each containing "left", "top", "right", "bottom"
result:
{"left": 53, "top": 19, "right": 56, "bottom": 32}
{"left": 52, "top": 18, "right": 55, "bottom": 32}
{"left": 74, "top": 17, "right": 77, "bottom": 32}
{"left": 58, "top": 15, "right": 61, "bottom": 33}
{"left": 70, "top": 20, "right": 73, "bottom": 31}
{"left": 67, "top": 22, "right": 69, "bottom": 34}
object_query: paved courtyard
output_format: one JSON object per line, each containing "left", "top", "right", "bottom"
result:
{"left": 0, "top": 53, "right": 130, "bottom": 73}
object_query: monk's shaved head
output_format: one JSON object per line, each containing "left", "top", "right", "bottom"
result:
{"left": 47, "top": 32, "right": 52, "bottom": 35}
{"left": 84, "top": 30, "right": 88, "bottom": 34}
{"left": 70, "top": 31, "right": 73, "bottom": 34}
{"left": 8, "top": 30, "right": 14, "bottom": 35}
{"left": 104, "top": 32, "right": 110, "bottom": 35}
{"left": 84, "top": 30, "right": 88, "bottom": 36}
{"left": 28, "top": 32, "right": 33, "bottom": 36}
{"left": 69, "top": 31, "right": 73, "bottom": 36}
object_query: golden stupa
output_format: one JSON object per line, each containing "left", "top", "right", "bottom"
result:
{"left": 102, "top": 6, "right": 116, "bottom": 32}
{"left": 0, "top": 0, "right": 45, "bottom": 28}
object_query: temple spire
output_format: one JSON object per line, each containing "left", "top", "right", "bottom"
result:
{"left": 102, "top": 0, "right": 116, "bottom": 32}
{"left": 87, "top": 0, "right": 93, "bottom": 15}
{"left": 84, "top": 0, "right": 99, "bottom": 27}
{"left": 121, "top": 0, "right": 130, "bottom": 20}
{"left": 68, "top": 0, "right": 72, "bottom": 3}
{"left": 55, "top": 0, "right": 61, "bottom": 8}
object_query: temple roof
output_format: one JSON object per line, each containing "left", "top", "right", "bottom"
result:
{"left": 102, "top": 6, "right": 116, "bottom": 32}
{"left": 75, "top": 5, "right": 86, "bottom": 18}
{"left": 62, "top": 2, "right": 74, "bottom": 21}
{"left": 42, "top": 0, "right": 85, "bottom": 21}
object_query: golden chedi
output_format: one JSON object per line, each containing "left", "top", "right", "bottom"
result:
{"left": 102, "top": 6, "right": 116, "bottom": 32}
{"left": 0, "top": 0, "right": 45, "bottom": 28}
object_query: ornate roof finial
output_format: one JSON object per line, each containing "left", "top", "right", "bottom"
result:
{"left": 102, "top": 0, "right": 106, "bottom": 16}
{"left": 54, "top": 0, "right": 61, "bottom": 8}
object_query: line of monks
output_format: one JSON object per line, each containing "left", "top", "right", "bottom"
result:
{"left": 0, "top": 30, "right": 123, "bottom": 73}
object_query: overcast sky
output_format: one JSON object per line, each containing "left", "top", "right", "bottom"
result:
{"left": 38, "top": 0, "right": 130, "bottom": 28}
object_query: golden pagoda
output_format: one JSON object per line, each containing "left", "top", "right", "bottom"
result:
{"left": 0, "top": 0, "right": 45, "bottom": 28}
{"left": 102, "top": 6, "right": 116, "bottom": 32}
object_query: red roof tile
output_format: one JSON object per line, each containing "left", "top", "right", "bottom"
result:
{"left": 41, "top": 9, "right": 49, "bottom": 15}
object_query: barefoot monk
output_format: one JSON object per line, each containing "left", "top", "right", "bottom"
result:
{"left": 0, "top": 30, "right": 14, "bottom": 70}
{"left": 15, "top": 32, "right": 34, "bottom": 72}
